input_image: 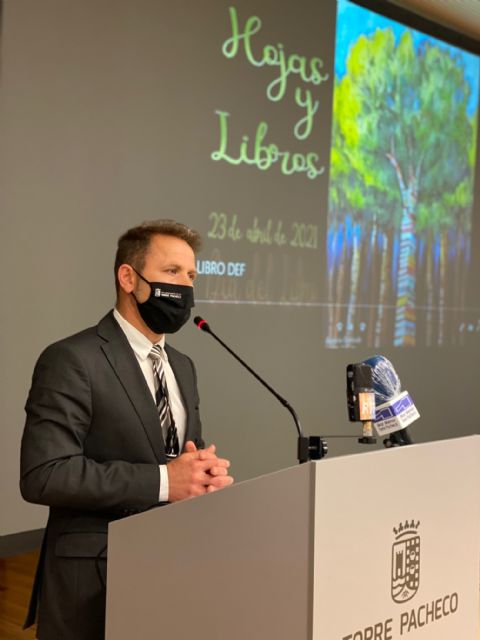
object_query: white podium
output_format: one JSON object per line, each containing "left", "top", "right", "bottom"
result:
{"left": 106, "top": 436, "right": 480, "bottom": 639}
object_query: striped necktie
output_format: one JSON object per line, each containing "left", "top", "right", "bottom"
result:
{"left": 149, "top": 345, "right": 179, "bottom": 459}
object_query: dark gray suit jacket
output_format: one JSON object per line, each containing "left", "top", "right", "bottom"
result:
{"left": 20, "top": 311, "right": 203, "bottom": 640}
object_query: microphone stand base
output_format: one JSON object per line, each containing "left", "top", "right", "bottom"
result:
{"left": 383, "top": 431, "right": 414, "bottom": 448}
{"left": 298, "top": 436, "right": 328, "bottom": 464}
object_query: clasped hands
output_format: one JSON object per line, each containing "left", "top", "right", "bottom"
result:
{"left": 167, "top": 441, "right": 233, "bottom": 502}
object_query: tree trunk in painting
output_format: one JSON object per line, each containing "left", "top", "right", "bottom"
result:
{"left": 345, "top": 224, "right": 361, "bottom": 346}
{"left": 332, "top": 238, "right": 347, "bottom": 344}
{"left": 367, "top": 223, "right": 378, "bottom": 348}
{"left": 374, "top": 231, "right": 390, "bottom": 348}
{"left": 387, "top": 153, "right": 417, "bottom": 347}
{"left": 437, "top": 231, "right": 447, "bottom": 346}
{"left": 327, "top": 222, "right": 341, "bottom": 343}
{"left": 424, "top": 229, "right": 434, "bottom": 347}
{"left": 458, "top": 231, "right": 468, "bottom": 347}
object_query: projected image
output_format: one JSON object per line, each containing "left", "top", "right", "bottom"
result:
{"left": 326, "top": 0, "right": 480, "bottom": 348}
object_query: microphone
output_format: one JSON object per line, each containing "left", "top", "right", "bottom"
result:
{"left": 362, "top": 355, "right": 419, "bottom": 447}
{"left": 346, "top": 363, "right": 376, "bottom": 444}
{"left": 194, "top": 316, "right": 327, "bottom": 464}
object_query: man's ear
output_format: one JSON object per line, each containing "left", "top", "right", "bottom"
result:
{"left": 117, "top": 264, "right": 136, "bottom": 294}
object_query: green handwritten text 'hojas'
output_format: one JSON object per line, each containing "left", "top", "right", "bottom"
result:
{"left": 211, "top": 110, "right": 324, "bottom": 180}
{"left": 222, "top": 6, "right": 328, "bottom": 101}
{"left": 222, "top": 6, "right": 329, "bottom": 140}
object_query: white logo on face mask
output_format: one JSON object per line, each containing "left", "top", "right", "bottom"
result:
{"left": 155, "top": 289, "right": 182, "bottom": 300}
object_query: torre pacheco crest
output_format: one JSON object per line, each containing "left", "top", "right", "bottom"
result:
{"left": 391, "top": 520, "right": 420, "bottom": 603}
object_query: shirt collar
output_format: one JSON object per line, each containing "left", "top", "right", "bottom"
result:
{"left": 113, "top": 308, "right": 166, "bottom": 362}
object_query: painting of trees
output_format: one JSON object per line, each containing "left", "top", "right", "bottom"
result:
{"left": 327, "top": 5, "right": 478, "bottom": 348}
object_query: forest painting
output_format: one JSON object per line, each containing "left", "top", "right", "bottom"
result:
{"left": 326, "top": 0, "right": 480, "bottom": 348}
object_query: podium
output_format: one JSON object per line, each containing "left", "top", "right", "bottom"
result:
{"left": 106, "top": 436, "right": 480, "bottom": 639}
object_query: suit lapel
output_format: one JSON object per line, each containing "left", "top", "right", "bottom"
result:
{"left": 165, "top": 345, "right": 194, "bottom": 445}
{"left": 97, "top": 312, "right": 166, "bottom": 463}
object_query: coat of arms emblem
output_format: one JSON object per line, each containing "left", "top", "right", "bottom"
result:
{"left": 391, "top": 519, "right": 420, "bottom": 603}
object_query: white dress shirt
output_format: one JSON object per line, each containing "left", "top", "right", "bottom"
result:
{"left": 113, "top": 308, "right": 187, "bottom": 501}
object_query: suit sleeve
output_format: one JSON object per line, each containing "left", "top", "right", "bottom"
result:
{"left": 20, "top": 342, "right": 160, "bottom": 511}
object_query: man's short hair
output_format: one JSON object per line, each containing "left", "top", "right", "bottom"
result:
{"left": 114, "top": 219, "right": 202, "bottom": 291}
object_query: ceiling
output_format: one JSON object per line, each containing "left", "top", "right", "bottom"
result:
{"left": 391, "top": 0, "right": 480, "bottom": 41}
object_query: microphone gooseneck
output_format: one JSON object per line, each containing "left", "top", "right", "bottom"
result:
{"left": 193, "top": 316, "right": 327, "bottom": 463}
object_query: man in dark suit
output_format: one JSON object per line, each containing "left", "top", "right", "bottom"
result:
{"left": 20, "top": 220, "right": 233, "bottom": 640}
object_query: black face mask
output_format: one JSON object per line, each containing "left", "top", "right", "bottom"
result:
{"left": 132, "top": 268, "right": 194, "bottom": 334}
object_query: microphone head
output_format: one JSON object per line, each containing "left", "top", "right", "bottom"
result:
{"left": 362, "top": 355, "right": 401, "bottom": 404}
{"left": 362, "top": 356, "right": 419, "bottom": 438}
{"left": 194, "top": 316, "right": 211, "bottom": 332}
